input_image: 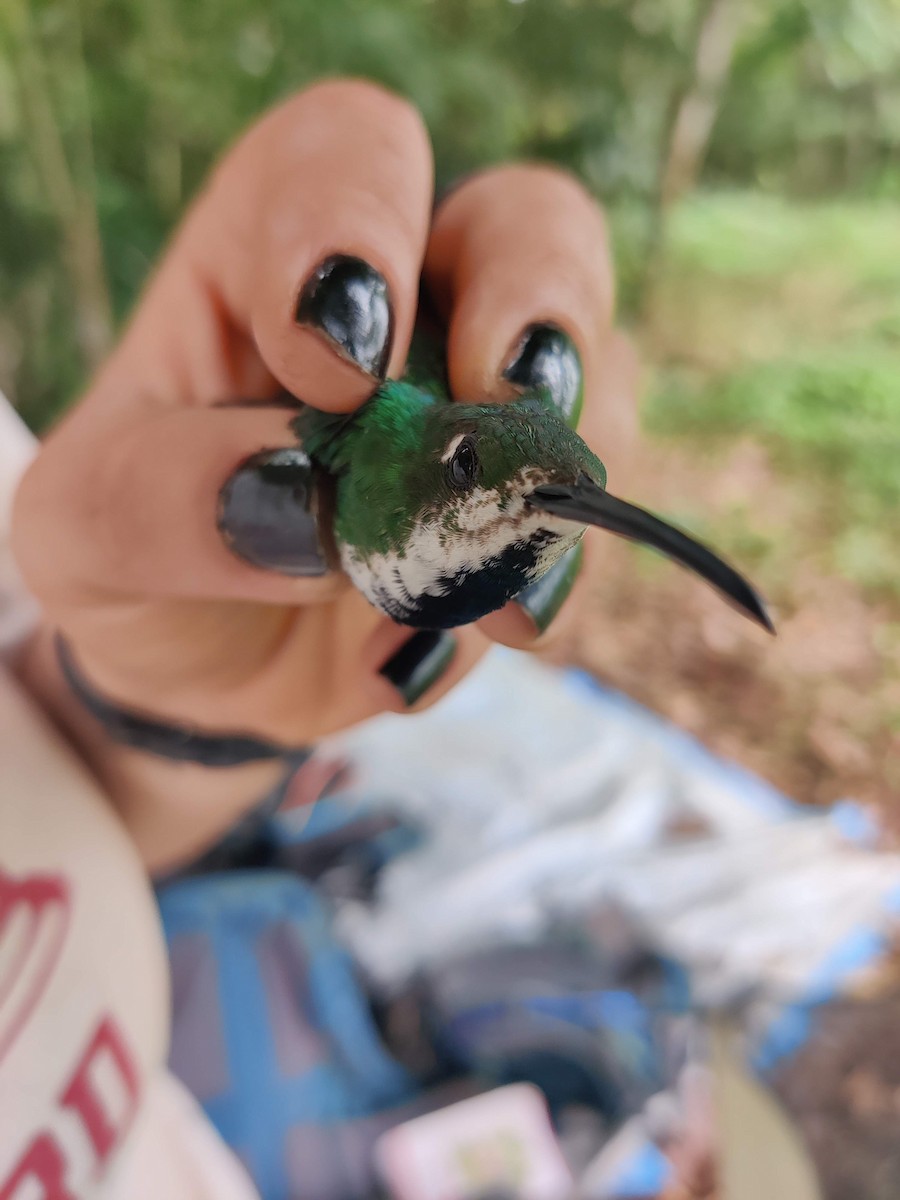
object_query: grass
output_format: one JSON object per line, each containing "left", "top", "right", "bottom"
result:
{"left": 570, "top": 191, "right": 900, "bottom": 813}
{"left": 637, "top": 191, "right": 900, "bottom": 598}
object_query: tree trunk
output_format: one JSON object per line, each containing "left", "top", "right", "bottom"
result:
{"left": 640, "top": 0, "right": 742, "bottom": 315}
{"left": 4, "top": 0, "right": 113, "bottom": 369}
{"left": 659, "top": 0, "right": 741, "bottom": 210}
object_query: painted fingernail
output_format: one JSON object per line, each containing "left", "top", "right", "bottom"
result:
{"left": 295, "top": 254, "right": 393, "bottom": 377}
{"left": 378, "top": 630, "right": 457, "bottom": 707}
{"left": 503, "top": 322, "right": 583, "bottom": 427}
{"left": 515, "top": 542, "right": 584, "bottom": 635}
{"left": 218, "top": 447, "right": 328, "bottom": 576}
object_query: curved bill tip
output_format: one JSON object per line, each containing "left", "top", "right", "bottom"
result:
{"left": 526, "top": 475, "right": 776, "bottom": 635}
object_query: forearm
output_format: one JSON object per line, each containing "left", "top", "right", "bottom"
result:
{"left": 15, "top": 623, "right": 284, "bottom": 875}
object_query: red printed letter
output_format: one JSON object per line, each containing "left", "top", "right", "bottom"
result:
{"left": 0, "top": 1134, "right": 76, "bottom": 1200}
{"left": 58, "top": 1016, "right": 139, "bottom": 1169}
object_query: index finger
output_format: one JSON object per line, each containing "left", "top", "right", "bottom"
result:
{"left": 15, "top": 83, "right": 437, "bottom": 610}
{"left": 88, "top": 79, "right": 435, "bottom": 418}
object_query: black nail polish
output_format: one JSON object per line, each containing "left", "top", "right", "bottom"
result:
{"left": 503, "top": 323, "right": 583, "bottom": 428}
{"left": 218, "top": 447, "right": 329, "bottom": 576}
{"left": 515, "top": 542, "right": 583, "bottom": 635}
{"left": 379, "top": 630, "right": 457, "bottom": 707}
{"left": 295, "top": 255, "right": 393, "bottom": 377}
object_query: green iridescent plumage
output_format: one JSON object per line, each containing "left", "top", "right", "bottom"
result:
{"left": 293, "top": 332, "right": 772, "bottom": 633}
{"left": 298, "top": 383, "right": 605, "bottom": 561}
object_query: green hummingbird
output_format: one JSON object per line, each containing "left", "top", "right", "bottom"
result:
{"left": 293, "top": 336, "right": 773, "bottom": 634}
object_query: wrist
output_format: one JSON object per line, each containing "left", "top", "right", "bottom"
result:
{"left": 16, "top": 625, "right": 289, "bottom": 874}
{"left": 55, "top": 633, "right": 308, "bottom": 768}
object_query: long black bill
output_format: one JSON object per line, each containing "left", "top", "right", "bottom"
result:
{"left": 527, "top": 474, "right": 774, "bottom": 633}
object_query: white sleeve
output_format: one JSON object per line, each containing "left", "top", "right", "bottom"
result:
{"left": 0, "top": 391, "right": 260, "bottom": 1199}
{"left": 0, "top": 392, "right": 39, "bottom": 658}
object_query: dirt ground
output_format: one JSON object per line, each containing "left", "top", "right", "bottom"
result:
{"left": 555, "top": 437, "right": 900, "bottom": 821}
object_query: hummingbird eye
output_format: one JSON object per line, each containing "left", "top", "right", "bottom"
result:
{"left": 447, "top": 437, "right": 480, "bottom": 490}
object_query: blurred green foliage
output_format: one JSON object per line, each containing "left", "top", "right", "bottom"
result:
{"left": 2, "top": 0, "right": 900, "bottom": 427}
{"left": 645, "top": 192, "right": 900, "bottom": 595}
{"left": 2, "top": 0, "right": 900, "bottom": 603}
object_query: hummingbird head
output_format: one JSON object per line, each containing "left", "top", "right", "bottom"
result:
{"left": 303, "top": 382, "right": 772, "bottom": 633}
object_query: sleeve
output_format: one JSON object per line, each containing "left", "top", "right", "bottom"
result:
{"left": 0, "top": 392, "right": 39, "bottom": 659}
{"left": 0, "top": 390, "right": 260, "bottom": 1200}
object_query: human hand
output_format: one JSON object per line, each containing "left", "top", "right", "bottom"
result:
{"left": 12, "top": 80, "right": 636, "bottom": 864}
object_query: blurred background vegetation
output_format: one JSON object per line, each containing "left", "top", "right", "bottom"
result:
{"left": 1, "top": 0, "right": 899, "bottom": 809}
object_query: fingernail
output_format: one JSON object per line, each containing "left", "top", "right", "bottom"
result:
{"left": 503, "top": 322, "right": 583, "bottom": 428}
{"left": 515, "top": 542, "right": 583, "bottom": 635}
{"left": 295, "top": 254, "right": 393, "bottom": 377}
{"left": 378, "top": 630, "right": 457, "bottom": 707}
{"left": 218, "top": 447, "right": 328, "bottom": 576}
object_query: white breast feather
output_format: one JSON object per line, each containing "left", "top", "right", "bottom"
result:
{"left": 339, "top": 474, "right": 580, "bottom": 613}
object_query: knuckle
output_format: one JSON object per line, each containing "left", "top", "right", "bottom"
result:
{"left": 211, "top": 79, "right": 429, "bottom": 194}
{"left": 468, "top": 161, "right": 603, "bottom": 212}
{"left": 9, "top": 460, "right": 48, "bottom": 596}
{"left": 291, "top": 78, "right": 429, "bottom": 154}
{"left": 301, "top": 76, "right": 415, "bottom": 116}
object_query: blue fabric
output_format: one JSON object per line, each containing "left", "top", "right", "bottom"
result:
{"left": 607, "top": 1142, "right": 672, "bottom": 1197}
{"left": 156, "top": 854, "right": 685, "bottom": 1197}
{"left": 155, "top": 661, "right": 895, "bottom": 1199}
{"left": 158, "top": 871, "right": 416, "bottom": 1198}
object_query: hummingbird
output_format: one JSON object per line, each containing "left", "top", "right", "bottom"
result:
{"left": 293, "top": 339, "right": 773, "bottom": 634}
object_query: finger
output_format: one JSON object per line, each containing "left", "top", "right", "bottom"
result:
{"left": 89, "top": 80, "right": 434, "bottom": 417}
{"left": 12, "top": 403, "right": 349, "bottom": 608}
{"left": 477, "top": 330, "right": 640, "bottom": 650}
{"left": 362, "top": 620, "right": 488, "bottom": 717}
{"left": 425, "top": 168, "right": 635, "bottom": 652}
{"left": 424, "top": 164, "right": 615, "bottom": 431}
{"left": 166, "top": 594, "right": 490, "bottom": 745}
